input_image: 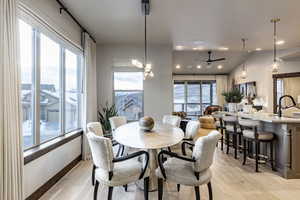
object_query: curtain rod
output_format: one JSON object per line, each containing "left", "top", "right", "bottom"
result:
{"left": 55, "top": 0, "right": 96, "bottom": 43}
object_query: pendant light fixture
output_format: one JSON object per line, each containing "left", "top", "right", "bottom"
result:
{"left": 131, "top": 0, "right": 154, "bottom": 79}
{"left": 241, "top": 38, "right": 247, "bottom": 79}
{"left": 271, "top": 18, "right": 281, "bottom": 73}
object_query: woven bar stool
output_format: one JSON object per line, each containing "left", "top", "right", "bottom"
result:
{"left": 223, "top": 115, "right": 242, "bottom": 159}
{"left": 212, "top": 112, "right": 225, "bottom": 151}
{"left": 238, "top": 117, "right": 275, "bottom": 172}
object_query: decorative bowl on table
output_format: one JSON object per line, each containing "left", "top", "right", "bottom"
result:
{"left": 139, "top": 116, "right": 154, "bottom": 131}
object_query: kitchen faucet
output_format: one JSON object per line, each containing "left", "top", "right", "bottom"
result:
{"left": 278, "top": 95, "right": 297, "bottom": 118}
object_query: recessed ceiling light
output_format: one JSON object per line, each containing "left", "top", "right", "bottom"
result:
{"left": 219, "top": 47, "right": 229, "bottom": 51}
{"left": 197, "top": 65, "right": 202, "bottom": 69}
{"left": 175, "top": 64, "right": 181, "bottom": 69}
{"left": 276, "top": 40, "right": 285, "bottom": 45}
{"left": 255, "top": 48, "right": 262, "bottom": 51}
{"left": 193, "top": 47, "right": 203, "bottom": 51}
{"left": 217, "top": 65, "right": 223, "bottom": 69}
{"left": 175, "top": 45, "right": 184, "bottom": 50}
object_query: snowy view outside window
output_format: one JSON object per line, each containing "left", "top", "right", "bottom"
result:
{"left": 114, "top": 72, "right": 143, "bottom": 121}
{"left": 20, "top": 20, "right": 82, "bottom": 149}
{"left": 173, "top": 81, "right": 217, "bottom": 117}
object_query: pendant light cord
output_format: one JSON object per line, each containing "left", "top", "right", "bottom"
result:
{"left": 273, "top": 20, "right": 277, "bottom": 62}
{"left": 242, "top": 38, "right": 246, "bottom": 71}
{"left": 144, "top": 7, "right": 147, "bottom": 66}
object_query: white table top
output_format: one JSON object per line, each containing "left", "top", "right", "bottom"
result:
{"left": 114, "top": 122, "right": 184, "bottom": 149}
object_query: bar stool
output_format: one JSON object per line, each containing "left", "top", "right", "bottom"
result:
{"left": 212, "top": 112, "right": 225, "bottom": 151}
{"left": 238, "top": 117, "right": 275, "bottom": 172}
{"left": 223, "top": 115, "right": 242, "bottom": 159}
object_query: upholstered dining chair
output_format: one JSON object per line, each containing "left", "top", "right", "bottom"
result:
{"left": 179, "top": 120, "right": 200, "bottom": 156}
{"left": 87, "top": 133, "right": 150, "bottom": 200}
{"left": 87, "top": 122, "right": 104, "bottom": 186}
{"left": 162, "top": 115, "right": 181, "bottom": 127}
{"left": 156, "top": 131, "right": 221, "bottom": 200}
{"left": 109, "top": 116, "right": 127, "bottom": 156}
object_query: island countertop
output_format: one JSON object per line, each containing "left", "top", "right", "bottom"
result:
{"left": 219, "top": 111, "right": 300, "bottom": 124}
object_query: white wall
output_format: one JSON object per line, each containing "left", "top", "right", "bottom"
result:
{"left": 24, "top": 137, "right": 81, "bottom": 198}
{"left": 229, "top": 47, "right": 300, "bottom": 112}
{"left": 96, "top": 44, "right": 173, "bottom": 120}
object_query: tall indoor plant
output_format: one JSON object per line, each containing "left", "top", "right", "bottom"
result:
{"left": 97, "top": 102, "right": 118, "bottom": 136}
{"left": 222, "top": 89, "right": 244, "bottom": 112}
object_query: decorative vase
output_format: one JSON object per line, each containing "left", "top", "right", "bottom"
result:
{"left": 228, "top": 103, "right": 238, "bottom": 113}
{"left": 139, "top": 116, "right": 155, "bottom": 131}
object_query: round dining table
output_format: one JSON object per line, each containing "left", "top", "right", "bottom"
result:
{"left": 114, "top": 121, "right": 184, "bottom": 191}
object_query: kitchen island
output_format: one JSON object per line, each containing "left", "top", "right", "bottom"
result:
{"left": 220, "top": 111, "right": 300, "bottom": 179}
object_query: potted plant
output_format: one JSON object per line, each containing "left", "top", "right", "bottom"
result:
{"left": 222, "top": 89, "right": 244, "bottom": 112}
{"left": 97, "top": 102, "right": 118, "bottom": 136}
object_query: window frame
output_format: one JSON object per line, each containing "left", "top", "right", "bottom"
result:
{"left": 112, "top": 70, "right": 144, "bottom": 122}
{"left": 19, "top": 18, "right": 83, "bottom": 151}
{"left": 173, "top": 80, "right": 216, "bottom": 117}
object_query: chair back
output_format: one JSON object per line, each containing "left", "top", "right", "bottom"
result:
{"left": 109, "top": 116, "right": 127, "bottom": 132}
{"left": 192, "top": 130, "right": 221, "bottom": 172}
{"left": 238, "top": 118, "right": 260, "bottom": 129}
{"left": 87, "top": 133, "right": 114, "bottom": 172}
{"left": 222, "top": 115, "right": 238, "bottom": 126}
{"left": 87, "top": 122, "right": 103, "bottom": 136}
{"left": 185, "top": 120, "right": 200, "bottom": 139}
{"left": 162, "top": 115, "right": 181, "bottom": 127}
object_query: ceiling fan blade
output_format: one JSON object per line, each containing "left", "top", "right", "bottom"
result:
{"left": 211, "top": 58, "right": 226, "bottom": 62}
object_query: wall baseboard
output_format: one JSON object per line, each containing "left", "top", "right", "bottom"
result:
{"left": 26, "top": 155, "right": 82, "bottom": 200}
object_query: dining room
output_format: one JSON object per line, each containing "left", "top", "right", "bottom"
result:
{"left": 2, "top": 0, "right": 300, "bottom": 200}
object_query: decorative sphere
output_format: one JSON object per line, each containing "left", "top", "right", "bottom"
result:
{"left": 139, "top": 116, "right": 155, "bottom": 131}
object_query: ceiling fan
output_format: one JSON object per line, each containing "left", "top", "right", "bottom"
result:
{"left": 205, "top": 51, "right": 226, "bottom": 65}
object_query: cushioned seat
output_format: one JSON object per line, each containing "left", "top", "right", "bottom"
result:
{"left": 95, "top": 158, "right": 149, "bottom": 186}
{"left": 155, "top": 158, "right": 212, "bottom": 186}
{"left": 243, "top": 130, "right": 274, "bottom": 140}
{"left": 199, "top": 116, "right": 216, "bottom": 129}
{"left": 225, "top": 125, "right": 241, "bottom": 133}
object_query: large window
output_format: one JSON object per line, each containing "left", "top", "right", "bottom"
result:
{"left": 113, "top": 72, "right": 144, "bottom": 121}
{"left": 19, "top": 19, "right": 83, "bottom": 149}
{"left": 173, "top": 81, "right": 216, "bottom": 117}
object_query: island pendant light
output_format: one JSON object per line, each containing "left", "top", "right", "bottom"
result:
{"left": 241, "top": 38, "right": 247, "bottom": 79}
{"left": 131, "top": 0, "right": 154, "bottom": 79}
{"left": 271, "top": 18, "right": 281, "bottom": 73}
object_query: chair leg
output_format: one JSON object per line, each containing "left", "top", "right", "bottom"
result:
{"left": 207, "top": 182, "right": 213, "bottom": 200}
{"left": 234, "top": 135, "right": 238, "bottom": 159}
{"left": 270, "top": 141, "right": 275, "bottom": 171}
{"left": 120, "top": 145, "right": 125, "bottom": 156}
{"left": 158, "top": 178, "right": 163, "bottom": 200}
{"left": 255, "top": 141, "right": 259, "bottom": 172}
{"left": 123, "top": 185, "right": 128, "bottom": 192}
{"left": 92, "top": 165, "right": 96, "bottom": 186}
{"left": 108, "top": 187, "right": 113, "bottom": 200}
{"left": 243, "top": 139, "right": 247, "bottom": 165}
{"left": 221, "top": 132, "right": 224, "bottom": 151}
{"left": 194, "top": 186, "right": 200, "bottom": 200}
{"left": 226, "top": 132, "right": 230, "bottom": 154}
{"left": 94, "top": 181, "right": 99, "bottom": 200}
{"left": 177, "top": 184, "right": 180, "bottom": 192}
{"left": 168, "top": 147, "right": 172, "bottom": 152}
{"left": 144, "top": 177, "right": 149, "bottom": 200}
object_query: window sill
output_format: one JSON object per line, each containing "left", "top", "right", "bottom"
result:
{"left": 24, "top": 130, "right": 83, "bottom": 165}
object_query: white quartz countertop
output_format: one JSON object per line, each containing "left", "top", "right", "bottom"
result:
{"left": 219, "top": 111, "right": 300, "bottom": 124}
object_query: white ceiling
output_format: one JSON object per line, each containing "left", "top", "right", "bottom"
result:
{"left": 62, "top": 0, "right": 300, "bottom": 51}
{"left": 173, "top": 50, "right": 250, "bottom": 74}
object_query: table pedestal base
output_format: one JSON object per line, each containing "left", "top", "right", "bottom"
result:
{"left": 137, "top": 149, "right": 158, "bottom": 192}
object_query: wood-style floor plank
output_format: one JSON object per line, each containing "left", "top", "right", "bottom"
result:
{"left": 39, "top": 148, "right": 300, "bottom": 200}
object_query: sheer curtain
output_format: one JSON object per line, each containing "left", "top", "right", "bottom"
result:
{"left": 216, "top": 75, "right": 228, "bottom": 107}
{"left": 82, "top": 32, "right": 98, "bottom": 160}
{"left": 0, "top": 0, "right": 24, "bottom": 199}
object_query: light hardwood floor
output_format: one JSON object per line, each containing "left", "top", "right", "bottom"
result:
{"left": 40, "top": 148, "right": 300, "bottom": 200}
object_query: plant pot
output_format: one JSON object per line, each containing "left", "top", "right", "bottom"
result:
{"left": 228, "top": 103, "right": 238, "bottom": 113}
